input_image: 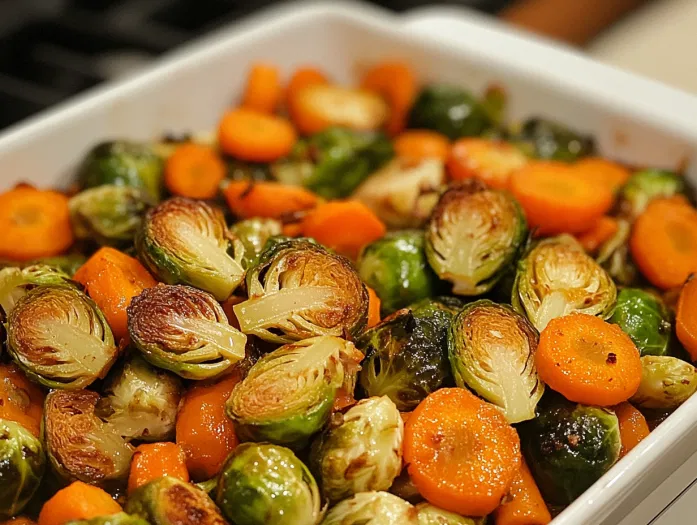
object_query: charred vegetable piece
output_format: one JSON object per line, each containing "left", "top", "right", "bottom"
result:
{"left": 515, "top": 118, "right": 595, "bottom": 162}
{"left": 66, "top": 513, "right": 151, "bottom": 525}
{"left": 229, "top": 218, "right": 282, "bottom": 270}
{"left": 414, "top": 503, "right": 486, "bottom": 525}
{"left": 0, "top": 264, "right": 74, "bottom": 318}
{"left": 619, "top": 169, "right": 687, "bottom": 220}
{"left": 610, "top": 289, "right": 671, "bottom": 357}
{"left": 630, "top": 356, "right": 697, "bottom": 410}
{"left": 321, "top": 491, "right": 417, "bottom": 525}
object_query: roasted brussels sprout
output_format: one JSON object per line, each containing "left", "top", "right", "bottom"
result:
{"left": 512, "top": 235, "right": 617, "bottom": 331}
{"left": 125, "top": 476, "right": 226, "bottom": 525}
{"left": 358, "top": 231, "right": 443, "bottom": 316}
{"left": 0, "top": 254, "right": 87, "bottom": 277}
{"left": 520, "top": 394, "right": 621, "bottom": 505}
{"left": 78, "top": 141, "right": 163, "bottom": 201}
{"left": 0, "top": 418, "right": 45, "bottom": 519}
{"left": 415, "top": 503, "right": 485, "bottom": 525}
{"left": 69, "top": 185, "right": 152, "bottom": 247}
{"left": 128, "top": 284, "right": 246, "bottom": 380}
{"left": 515, "top": 118, "right": 595, "bottom": 162}
{"left": 215, "top": 442, "right": 322, "bottom": 525}
{"left": 407, "top": 85, "right": 492, "bottom": 140}
{"left": 136, "top": 197, "right": 244, "bottom": 301}
{"left": 426, "top": 181, "right": 527, "bottom": 296}
{"left": 619, "top": 169, "right": 687, "bottom": 220}
{"left": 229, "top": 218, "right": 282, "bottom": 269}
{"left": 630, "top": 356, "right": 697, "bottom": 409}
{"left": 321, "top": 491, "right": 417, "bottom": 525}
{"left": 97, "top": 354, "right": 182, "bottom": 441}
{"left": 0, "top": 264, "right": 74, "bottom": 317}
{"left": 7, "top": 285, "right": 118, "bottom": 389}
{"left": 596, "top": 219, "right": 638, "bottom": 286}
{"left": 235, "top": 240, "right": 368, "bottom": 343}
{"left": 273, "top": 127, "right": 394, "bottom": 199}
{"left": 226, "top": 159, "right": 274, "bottom": 182}
{"left": 357, "top": 298, "right": 459, "bottom": 411}
{"left": 449, "top": 300, "right": 543, "bottom": 423}
{"left": 227, "top": 336, "right": 363, "bottom": 446}
{"left": 66, "top": 513, "right": 150, "bottom": 525}
{"left": 311, "top": 396, "right": 404, "bottom": 502}
{"left": 610, "top": 289, "right": 671, "bottom": 357}
{"left": 44, "top": 390, "right": 134, "bottom": 484}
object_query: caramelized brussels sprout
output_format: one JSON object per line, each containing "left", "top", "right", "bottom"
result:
{"left": 44, "top": 390, "right": 134, "bottom": 484}
{"left": 407, "top": 85, "right": 492, "bottom": 140}
{"left": 0, "top": 419, "right": 45, "bottom": 519}
{"left": 97, "top": 354, "right": 182, "bottom": 441}
{"left": 515, "top": 118, "right": 594, "bottom": 162}
{"left": 596, "top": 219, "right": 637, "bottom": 286}
{"left": 0, "top": 255, "right": 87, "bottom": 277}
{"left": 234, "top": 240, "right": 368, "bottom": 343}
{"left": 415, "top": 503, "right": 486, "bottom": 525}
{"left": 358, "top": 231, "right": 443, "bottom": 316}
{"left": 128, "top": 284, "right": 246, "bottom": 380}
{"left": 357, "top": 298, "right": 459, "bottom": 411}
{"left": 0, "top": 264, "right": 74, "bottom": 318}
{"left": 619, "top": 169, "right": 687, "bottom": 220}
{"left": 136, "top": 197, "right": 244, "bottom": 301}
{"left": 7, "top": 285, "right": 118, "bottom": 389}
{"left": 229, "top": 218, "right": 282, "bottom": 269}
{"left": 512, "top": 235, "right": 617, "bottom": 331}
{"left": 216, "top": 443, "right": 322, "bottom": 525}
{"left": 321, "top": 491, "right": 417, "bottom": 525}
{"left": 449, "top": 300, "right": 543, "bottom": 423}
{"left": 69, "top": 185, "right": 152, "bottom": 247}
{"left": 426, "top": 181, "right": 527, "bottom": 296}
{"left": 630, "top": 356, "right": 697, "bottom": 409}
{"left": 125, "top": 476, "right": 226, "bottom": 525}
{"left": 610, "top": 289, "right": 671, "bottom": 357}
{"left": 66, "top": 513, "right": 150, "bottom": 525}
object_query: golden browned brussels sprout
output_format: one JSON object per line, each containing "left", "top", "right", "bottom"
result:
{"left": 630, "top": 356, "right": 697, "bottom": 410}
{"left": 0, "top": 264, "right": 74, "bottom": 318}
{"left": 321, "top": 491, "right": 417, "bottom": 524}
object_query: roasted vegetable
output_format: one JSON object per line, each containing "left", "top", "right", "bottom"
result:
{"left": 128, "top": 284, "right": 247, "bottom": 380}
{"left": 630, "top": 356, "right": 697, "bottom": 410}
{"left": 610, "top": 289, "right": 671, "bottom": 357}
{"left": 596, "top": 218, "right": 638, "bottom": 286}
{"left": 0, "top": 264, "right": 74, "bottom": 318}
{"left": 321, "top": 491, "right": 417, "bottom": 525}
{"left": 65, "top": 513, "right": 151, "bottom": 525}
{"left": 619, "top": 169, "right": 687, "bottom": 220}
{"left": 215, "top": 443, "right": 322, "bottom": 525}
{"left": 515, "top": 118, "right": 594, "bottom": 162}
{"left": 229, "top": 218, "right": 282, "bottom": 270}
{"left": 414, "top": 503, "right": 486, "bottom": 525}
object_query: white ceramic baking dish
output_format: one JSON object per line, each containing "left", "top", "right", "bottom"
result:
{"left": 2, "top": 2, "right": 697, "bottom": 523}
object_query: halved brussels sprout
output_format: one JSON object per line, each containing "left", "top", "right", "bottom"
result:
{"left": 415, "top": 503, "right": 486, "bottom": 525}
{"left": 407, "top": 85, "right": 492, "bottom": 140}
{"left": 78, "top": 141, "right": 163, "bottom": 201}
{"left": 358, "top": 231, "right": 443, "bottom": 316}
{"left": 426, "top": 181, "right": 527, "bottom": 296}
{"left": 0, "top": 418, "right": 45, "bottom": 519}
{"left": 215, "top": 442, "right": 322, "bottom": 525}
{"left": 311, "top": 396, "right": 404, "bottom": 502}
{"left": 44, "top": 390, "right": 134, "bottom": 484}
{"left": 136, "top": 197, "right": 244, "bottom": 301}
{"left": 610, "top": 289, "right": 671, "bottom": 357}
{"left": 596, "top": 219, "right": 638, "bottom": 286}
{"left": 234, "top": 240, "right": 368, "bottom": 343}
{"left": 321, "top": 491, "right": 417, "bottom": 525}
{"left": 7, "top": 285, "right": 117, "bottom": 389}
{"left": 514, "top": 118, "right": 595, "bottom": 162}
{"left": 125, "top": 476, "right": 226, "bottom": 525}
{"left": 66, "top": 513, "right": 150, "bottom": 525}
{"left": 512, "top": 235, "right": 617, "bottom": 331}
{"left": 0, "top": 264, "right": 74, "bottom": 318}
{"left": 226, "top": 336, "right": 363, "bottom": 446}
{"left": 96, "top": 354, "right": 182, "bottom": 441}
{"left": 273, "top": 127, "right": 394, "bottom": 199}
{"left": 128, "top": 284, "right": 247, "bottom": 380}
{"left": 69, "top": 185, "right": 152, "bottom": 247}
{"left": 449, "top": 300, "right": 543, "bottom": 423}
{"left": 619, "top": 169, "right": 687, "bottom": 220}
{"left": 630, "top": 356, "right": 697, "bottom": 410}
{"left": 229, "top": 218, "right": 282, "bottom": 270}
{"left": 0, "top": 255, "right": 87, "bottom": 278}
{"left": 520, "top": 394, "right": 620, "bottom": 506}
{"left": 357, "top": 298, "right": 459, "bottom": 411}
{"left": 353, "top": 157, "right": 446, "bottom": 229}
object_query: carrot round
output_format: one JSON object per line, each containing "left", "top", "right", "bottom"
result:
{"left": 575, "top": 216, "right": 619, "bottom": 254}
{"left": 0, "top": 363, "right": 45, "bottom": 438}
{"left": 493, "top": 459, "right": 552, "bottom": 525}
{"left": 536, "top": 314, "right": 642, "bottom": 406}
{"left": 509, "top": 161, "right": 614, "bottom": 235}
{"left": 447, "top": 138, "right": 528, "bottom": 189}
{"left": 37, "top": 481, "right": 122, "bottom": 525}
{"left": 394, "top": 130, "right": 450, "bottom": 161}
{"left": 218, "top": 108, "right": 297, "bottom": 162}
{"left": 300, "top": 200, "right": 386, "bottom": 259}
{"left": 366, "top": 286, "right": 381, "bottom": 328}
{"left": 574, "top": 157, "right": 631, "bottom": 193}
{"left": 630, "top": 197, "right": 697, "bottom": 290}
{"left": 127, "top": 442, "right": 190, "bottom": 494}
{"left": 360, "top": 61, "right": 417, "bottom": 136}
{"left": 74, "top": 247, "right": 157, "bottom": 341}
{"left": 164, "top": 143, "right": 226, "bottom": 200}
{"left": 241, "top": 63, "right": 282, "bottom": 114}
{"left": 614, "top": 402, "right": 650, "bottom": 458}
{"left": 286, "top": 67, "right": 328, "bottom": 106}
{"left": 404, "top": 388, "right": 521, "bottom": 517}
{"left": 676, "top": 275, "right": 697, "bottom": 360}
{"left": 176, "top": 373, "right": 241, "bottom": 481}
{"left": 1, "top": 518, "right": 36, "bottom": 525}
{"left": 222, "top": 180, "right": 318, "bottom": 220}
{"left": 0, "top": 185, "right": 73, "bottom": 261}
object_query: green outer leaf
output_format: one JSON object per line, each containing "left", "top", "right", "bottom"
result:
{"left": 66, "top": 513, "right": 151, "bottom": 525}
{"left": 610, "top": 288, "right": 671, "bottom": 356}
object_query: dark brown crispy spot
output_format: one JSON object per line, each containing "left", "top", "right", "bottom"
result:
{"left": 164, "top": 483, "right": 226, "bottom": 525}
{"left": 567, "top": 434, "right": 580, "bottom": 447}
{"left": 606, "top": 353, "right": 617, "bottom": 365}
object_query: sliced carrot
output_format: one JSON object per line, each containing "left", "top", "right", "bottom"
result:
{"left": 360, "top": 61, "right": 417, "bottom": 136}
{"left": 575, "top": 216, "right": 619, "bottom": 254}
{"left": 241, "top": 63, "right": 282, "bottom": 114}
{"left": 282, "top": 223, "right": 303, "bottom": 237}
{"left": 222, "top": 180, "right": 318, "bottom": 220}
{"left": 0, "top": 518, "right": 36, "bottom": 525}
{"left": 218, "top": 108, "right": 297, "bottom": 162}
{"left": 614, "top": 402, "right": 650, "bottom": 458}
{"left": 676, "top": 275, "right": 697, "bottom": 360}
{"left": 400, "top": 411, "right": 412, "bottom": 425}
{"left": 74, "top": 247, "right": 157, "bottom": 341}
{"left": 164, "top": 143, "right": 226, "bottom": 200}
{"left": 37, "top": 481, "right": 122, "bottom": 525}
{"left": 300, "top": 201, "right": 386, "bottom": 260}
{"left": 630, "top": 197, "right": 697, "bottom": 290}
{"left": 176, "top": 373, "right": 242, "bottom": 481}
{"left": 394, "top": 130, "right": 450, "bottom": 162}
{"left": 286, "top": 67, "right": 328, "bottom": 107}
{"left": 0, "top": 363, "right": 45, "bottom": 438}
{"left": 0, "top": 185, "right": 73, "bottom": 261}
{"left": 574, "top": 157, "right": 631, "bottom": 193}
{"left": 222, "top": 295, "right": 245, "bottom": 331}
{"left": 536, "top": 314, "right": 642, "bottom": 406}
{"left": 509, "top": 161, "right": 614, "bottom": 235}
{"left": 404, "top": 388, "right": 521, "bottom": 517}
{"left": 366, "top": 286, "right": 381, "bottom": 328}
{"left": 127, "top": 442, "right": 190, "bottom": 494}
{"left": 493, "top": 458, "right": 552, "bottom": 525}
{"left": 447, "top": 138, "right": 528, "bottom": 189}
